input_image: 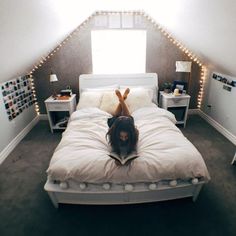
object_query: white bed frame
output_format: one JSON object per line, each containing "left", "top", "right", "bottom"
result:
{"left": 44, "top": 73, "right": 206, "bottom": 208}
{"left": 79, "top": 73, "right": 158, "bottom": 95}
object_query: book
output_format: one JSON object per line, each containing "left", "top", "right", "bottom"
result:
{"left": 108, "top": 151, "right": 139, "bottom": 165}
{"left": 56, "top": 95, "right": 70, "bottom": 100}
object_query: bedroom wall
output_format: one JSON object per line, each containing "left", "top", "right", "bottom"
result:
{"left": 201, "top": 70, "right": 236, "bottom": 144}
{"left": 33, "top": 13, "right": 201, "bottom": 114}
{"left": 0, "top": 91, "right": 37, "bottom": 164}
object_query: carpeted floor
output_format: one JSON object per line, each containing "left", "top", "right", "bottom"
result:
{"left": 0, "top": 115, "right": 235, "bottom": 236}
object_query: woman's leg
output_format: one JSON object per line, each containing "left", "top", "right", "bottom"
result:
{"left": 113, "top": 103, "right": 122, "bottom": 117}
{"left": 113, "top": 90, "right": 123, "bottom": 116}
{"left": 114, "top": 89, "right": 131, "bottom": 116}
{"left": 122, "top": 88, "right": 130, "bottom": 100}
{"left": 120, "top": 99, "right": 131, "bottom": 116}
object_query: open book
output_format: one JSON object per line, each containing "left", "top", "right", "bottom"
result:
{"left": 108, "top": 151, "right": 139, "bottom": 165}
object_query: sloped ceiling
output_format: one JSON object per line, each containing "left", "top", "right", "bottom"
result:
{"left": 1, "top": 0, "right": 236, "bottom": 83}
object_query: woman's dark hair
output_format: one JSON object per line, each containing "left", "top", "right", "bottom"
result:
{"left": 106, "top": 116, "right": 139, "bottom": 155}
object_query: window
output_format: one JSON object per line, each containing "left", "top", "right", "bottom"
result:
{"left": 91, "top": 30, "right": 146, "bottom": 74}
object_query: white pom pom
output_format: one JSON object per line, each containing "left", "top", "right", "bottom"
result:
{"left": 149, "top": 183, "right": 157, "bottom": 190}
{"left": 103, "top": 183, "right": 111, "bottom": 190}
{"left": 79, "top": 183, "right": 87, "bottom": 190}
{"left": 124, "top": 184, "right": 134, "bottom": 192}
{"left": 169, "top": 180, "right": 177, "bottom": 187}
{"left": 60, "top": 181, "right": 68, "bottom": 189}
{"left": 191, "top": 178, "right": 199, "bottom": 184}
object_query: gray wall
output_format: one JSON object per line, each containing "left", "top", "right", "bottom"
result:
{"left": 0, "top": 92, "right": 37, "bottom": 160}
{"left": 33, "top": 14, "right": 201, "bottom": 114}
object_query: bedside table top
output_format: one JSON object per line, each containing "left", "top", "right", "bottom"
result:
{"left": 160, "top": 91, "right": 190, "bottom": 99}
{"left": 45, "top": 94, "right": 76, "bottom": 103}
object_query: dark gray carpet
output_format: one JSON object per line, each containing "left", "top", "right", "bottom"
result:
{"left": 0, "top": 115, "right": 235, "bottom": 236}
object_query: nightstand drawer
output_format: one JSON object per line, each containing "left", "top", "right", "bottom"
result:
{"left": 46, "top": 102, "right": 70, "bottom": 111}
{"left": 166, "top": 97, "right": 189, "bottom": 107}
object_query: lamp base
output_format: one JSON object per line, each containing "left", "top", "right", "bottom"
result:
{"left": 51, "top": 83, "right": 57, "bottom": 99}
{"left": 52, "top": 94, "right": 58, "bottom": 100}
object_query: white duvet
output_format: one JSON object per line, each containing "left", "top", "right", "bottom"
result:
{"left": 47, "top": 106, "right": 210, "bottom": 183}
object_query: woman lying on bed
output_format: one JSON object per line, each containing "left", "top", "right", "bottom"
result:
{"left": 106, "top": 88, "right": 139, "bottom": 158}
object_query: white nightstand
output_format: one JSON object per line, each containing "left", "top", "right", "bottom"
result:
{"left": 44, "top": 94, "right": 76, "bottom": 133}
{"left": 159, "top": 91, "right": 190, "bottom": 127}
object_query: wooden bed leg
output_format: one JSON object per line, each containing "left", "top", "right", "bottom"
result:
{"left": 48, "top": 192, "right": 59, "bottom": 208}
{"left": 192, "top": 184, "right": 202, "bottom": 202}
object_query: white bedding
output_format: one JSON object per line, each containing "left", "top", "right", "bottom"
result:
{"left": 47, "top": 106, "right": 210, "bottom": 183}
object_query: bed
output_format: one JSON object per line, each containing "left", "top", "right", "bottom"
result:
{"left": 44, "top": 73, "right": 210, "bottom": 208}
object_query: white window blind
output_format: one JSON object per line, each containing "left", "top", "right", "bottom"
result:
{"left": 91, "top": 30, "right": 146, "bottom": 74}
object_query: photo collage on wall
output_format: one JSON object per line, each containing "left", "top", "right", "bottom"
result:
{"left": 1, "top": 75, "right": 36, "bottom": 121}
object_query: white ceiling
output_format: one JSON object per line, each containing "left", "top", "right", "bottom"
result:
{"left": 1, "top": 0, "right": 236, "bottom": 83}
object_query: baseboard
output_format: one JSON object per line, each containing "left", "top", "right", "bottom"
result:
{"left": 39, "top": 114, "right": 48, "bottom": 120}
{"left": 0, "top": 115, "right": 40, "bottom": 165}
{"left": 188, "top": 109, "right": 199, "bottom": 115}
{"left": 197, "top": 110, "right": 236, "bottom": 145}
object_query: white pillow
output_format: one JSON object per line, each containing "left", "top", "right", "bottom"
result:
{"left": 77, "top": 91, "right": 103, "bottom": 109}
{"left": 121, "top": 88, "right": 153, "bottom": 113}
{"left": 99, "top": 91, "right": 119, "bottom": 115}
{"left": 120, "top": 85, "right": 158, "bottom": 104}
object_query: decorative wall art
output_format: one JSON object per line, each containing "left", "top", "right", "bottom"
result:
{"left": 1, "top": 75, "right": 36, "bottom": 121}
{"left": 212, "top": 72, "right": 236, "bottom": 87}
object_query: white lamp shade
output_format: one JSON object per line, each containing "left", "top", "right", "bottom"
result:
{"left": 49, "top": 74, "right": 58, "bottom": 82}
{"left": 176, "top": 61, "right": 192, "bottom": 72}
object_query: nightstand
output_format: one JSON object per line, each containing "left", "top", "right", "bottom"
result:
{"left": 44, "top": 94, "right": 76, "bottom": 133}
{"left": 159, "top": 91, "right": 190, "bottom": 127}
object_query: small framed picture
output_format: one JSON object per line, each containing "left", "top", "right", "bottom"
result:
{"left": 172, "top": 80, "right": 187, "bottom": 93}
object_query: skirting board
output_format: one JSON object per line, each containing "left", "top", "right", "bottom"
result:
{"left": 0, "top": 115, "right": 40, "bottom": 165}
{"left": 188, "top": 109, "right": 199, "bottom": 115}
{"left": 189, "top": 109, "right": 236, "bottom": 145}
{"left": 39, "top": 114, "right": 48, "bottom": 120}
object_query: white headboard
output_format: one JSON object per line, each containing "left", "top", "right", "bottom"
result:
{"left": 79, "top": 73, "right": 158, "bottom": 94}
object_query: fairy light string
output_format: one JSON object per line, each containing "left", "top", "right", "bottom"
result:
{"left": 28, "top": 11, "right": 206, "bottom": 114}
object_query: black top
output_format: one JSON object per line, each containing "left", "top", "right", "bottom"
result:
{"left": 107, "top": 116, "right": 134, "bottom": 128}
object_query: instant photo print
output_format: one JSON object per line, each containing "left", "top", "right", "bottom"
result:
{"left": 1, "top": 75, "right": 35, "bottom": 121}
